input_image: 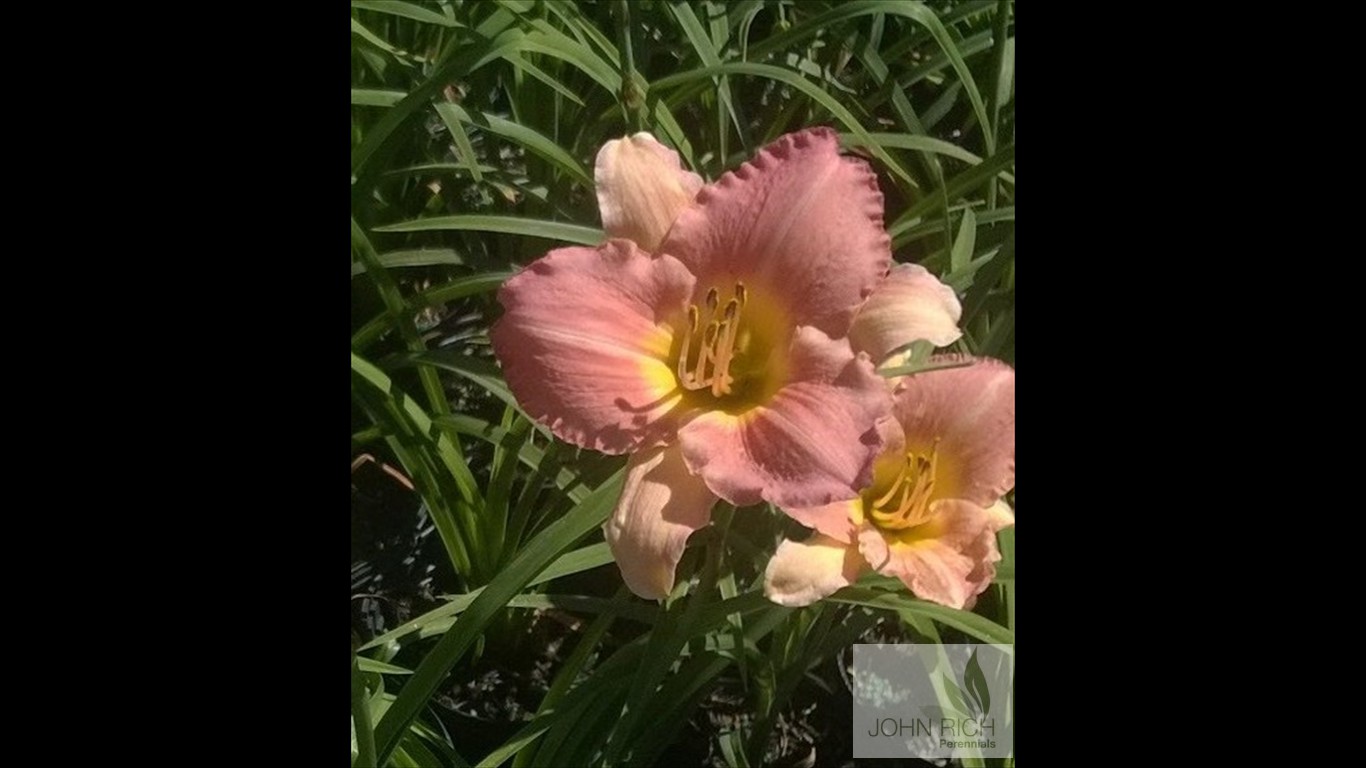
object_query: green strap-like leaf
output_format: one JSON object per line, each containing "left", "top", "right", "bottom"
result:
{"left": 351, "top": 89, "right": 407, "bottom": 107}
{"left": 351, "top": 272, "right": 510, "bottom": 351}
{"left": 826, "top": 587, "right": 1014, "bottom": 644}
{"left": 650, "top": 62, "right": 914, "bottom": 188}
{"left": 374, "top": 214, "right": 604, "bottom": 245}
{"left": 350, "top": 248, "right": 463, "bottom": 278}
{"left": 352, "top": 0, "right": 460, "bottom": 27}
{"left": 373, "top": 469, "right": 626, "bottom": 763}
{"left": 358, "top": 542, "right": 617, "bottom": 651}
{"left": 434, "top": 102, "right": 593, "bottom": 186}
{"left": 356, "top": 657, "right": 414, "bottom": 676}
{"left": 352, "top": 11, "right": 522, "bottom": 178}
{"left": 351, "top": 654, "right": 377, "bottom": 768}
{"left": 951, "top": 208, "right": 978, "bottom": 272}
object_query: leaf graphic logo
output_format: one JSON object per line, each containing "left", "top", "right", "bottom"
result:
{"left": 962, "top": 648, "right": 991, "bottom": 718}
{"left": 937, "top": 648, "right": 992, "bottom": 719}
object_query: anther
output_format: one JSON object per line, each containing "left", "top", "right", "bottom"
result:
{"left": 694, "top": 321, "right": 720, "bottom": 384}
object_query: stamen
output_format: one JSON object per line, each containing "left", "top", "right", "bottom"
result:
{"left": 677, "top": 305, "right": 702, "bottom": 389}
{"left": 892, "top": 472, "right": 920, "bottom": 519}
{"left": 676, "top": 283, "right": 749, "bottom": 396}
{"left": 710, "top": 300, "right": 742, "bottom": 396}
{"left": 869, "top": 444, "right": 941, "bottom": 530}
{"left": 903, "top": 447, "right": 939, "bottom": 525}
{"left": 695, "top": 321, "right": 720, "bottom": 385}
{"left": 872, "top": 455, "right": 912, "bottom": 508}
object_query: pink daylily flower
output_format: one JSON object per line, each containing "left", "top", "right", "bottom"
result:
{"left": 492, "top": 128, "right": 939, "bottom": 600}
{"left": 765, "top": 355, "right": 1016, "bottom": 610}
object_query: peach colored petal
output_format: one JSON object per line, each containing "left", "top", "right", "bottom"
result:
{"left": 604, "top": 445, "right": 717, "bottom": 600}
{"left": 892, "top": 355, "right": 1015, "bottom": 506}
{"left": 985, "top": 498, "right": 1015, "bottom": 531}
{"left": 677, "top": 326, "right": 890, "bottom": 509}
{"left": 857, "top": 498, "right": 1002, "bottom": 609}
{"left": 491, "top": 240, "right": 694, "bottom": 454}
{"left": 849, "top": 263, "right": 962, "bottom": 363}
{"left": 781, "top": 499, "right": 861, "bottom": 544}
{"left": 659, "top": 127, "right": 891, "bottom": 336}
{"left": 763, "top": 534, "right": 864, "bottom": 607}
{"left": 595, "top": 133, "right": 704, "bottom": 252}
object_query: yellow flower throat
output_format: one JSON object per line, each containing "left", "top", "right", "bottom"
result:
{"left": 867, "top": 442, "right": 941, "bottom": 531}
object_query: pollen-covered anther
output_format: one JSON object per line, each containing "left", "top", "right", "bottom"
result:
{"left": 676, "top": 282, "right": 748, "bottom": 396}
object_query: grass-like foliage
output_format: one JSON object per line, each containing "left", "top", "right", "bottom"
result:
{"left": 352, "top": 1, "right": 1014, "bottom": 765}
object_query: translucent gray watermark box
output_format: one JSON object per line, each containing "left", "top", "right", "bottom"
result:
{"left": 852, "top": 643, "right": 1014, "bottom": 759}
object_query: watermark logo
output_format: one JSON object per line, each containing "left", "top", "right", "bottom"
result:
{"left": 853, "top": 643, "right": 1014, "bottom": 759}
{"left": 941, "top": 646, "right": 991, "bottom": 721}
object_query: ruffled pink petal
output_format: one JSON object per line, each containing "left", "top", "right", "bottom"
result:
{"left": 604, "top": 445, "right": 717, "bottom": 600}
{"left": 849, "top": 263, "right": 962, "bottom": 363}
{"left": 781, "top": 415, "right": 907, "bottom": 544}
{"left": 595, "top": 133, "right": 704, "bottom": 252}
{"left": 892, "top": 355, "right": 1015, "bottom": 506}
{"left": 763, "top": 534, "right": 864, "bottom": 607}
{"left": 677, "top": 326, "right": 890, "bottom": 509}
{"left": 659, "top": 127, "right": 891, "bottom": 335}
{"left": 491, "top": 240, "right": 695, "bottom": 454}
{"left": 857, "top": 498, "right": 1002, "bottom": 610}
{"left": 781, "top": 499, "right": 861, "bottom": 544}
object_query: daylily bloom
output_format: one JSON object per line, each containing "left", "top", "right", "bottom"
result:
{"left": 491, "top": 128, "right": 901, "bottom": 600}
{"left": 764, "top": 355, "right": 1015, "bottom": 610}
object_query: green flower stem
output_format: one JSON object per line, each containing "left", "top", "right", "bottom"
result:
{"left": 615, "top": 0, "right": 644, "bottom": 131}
